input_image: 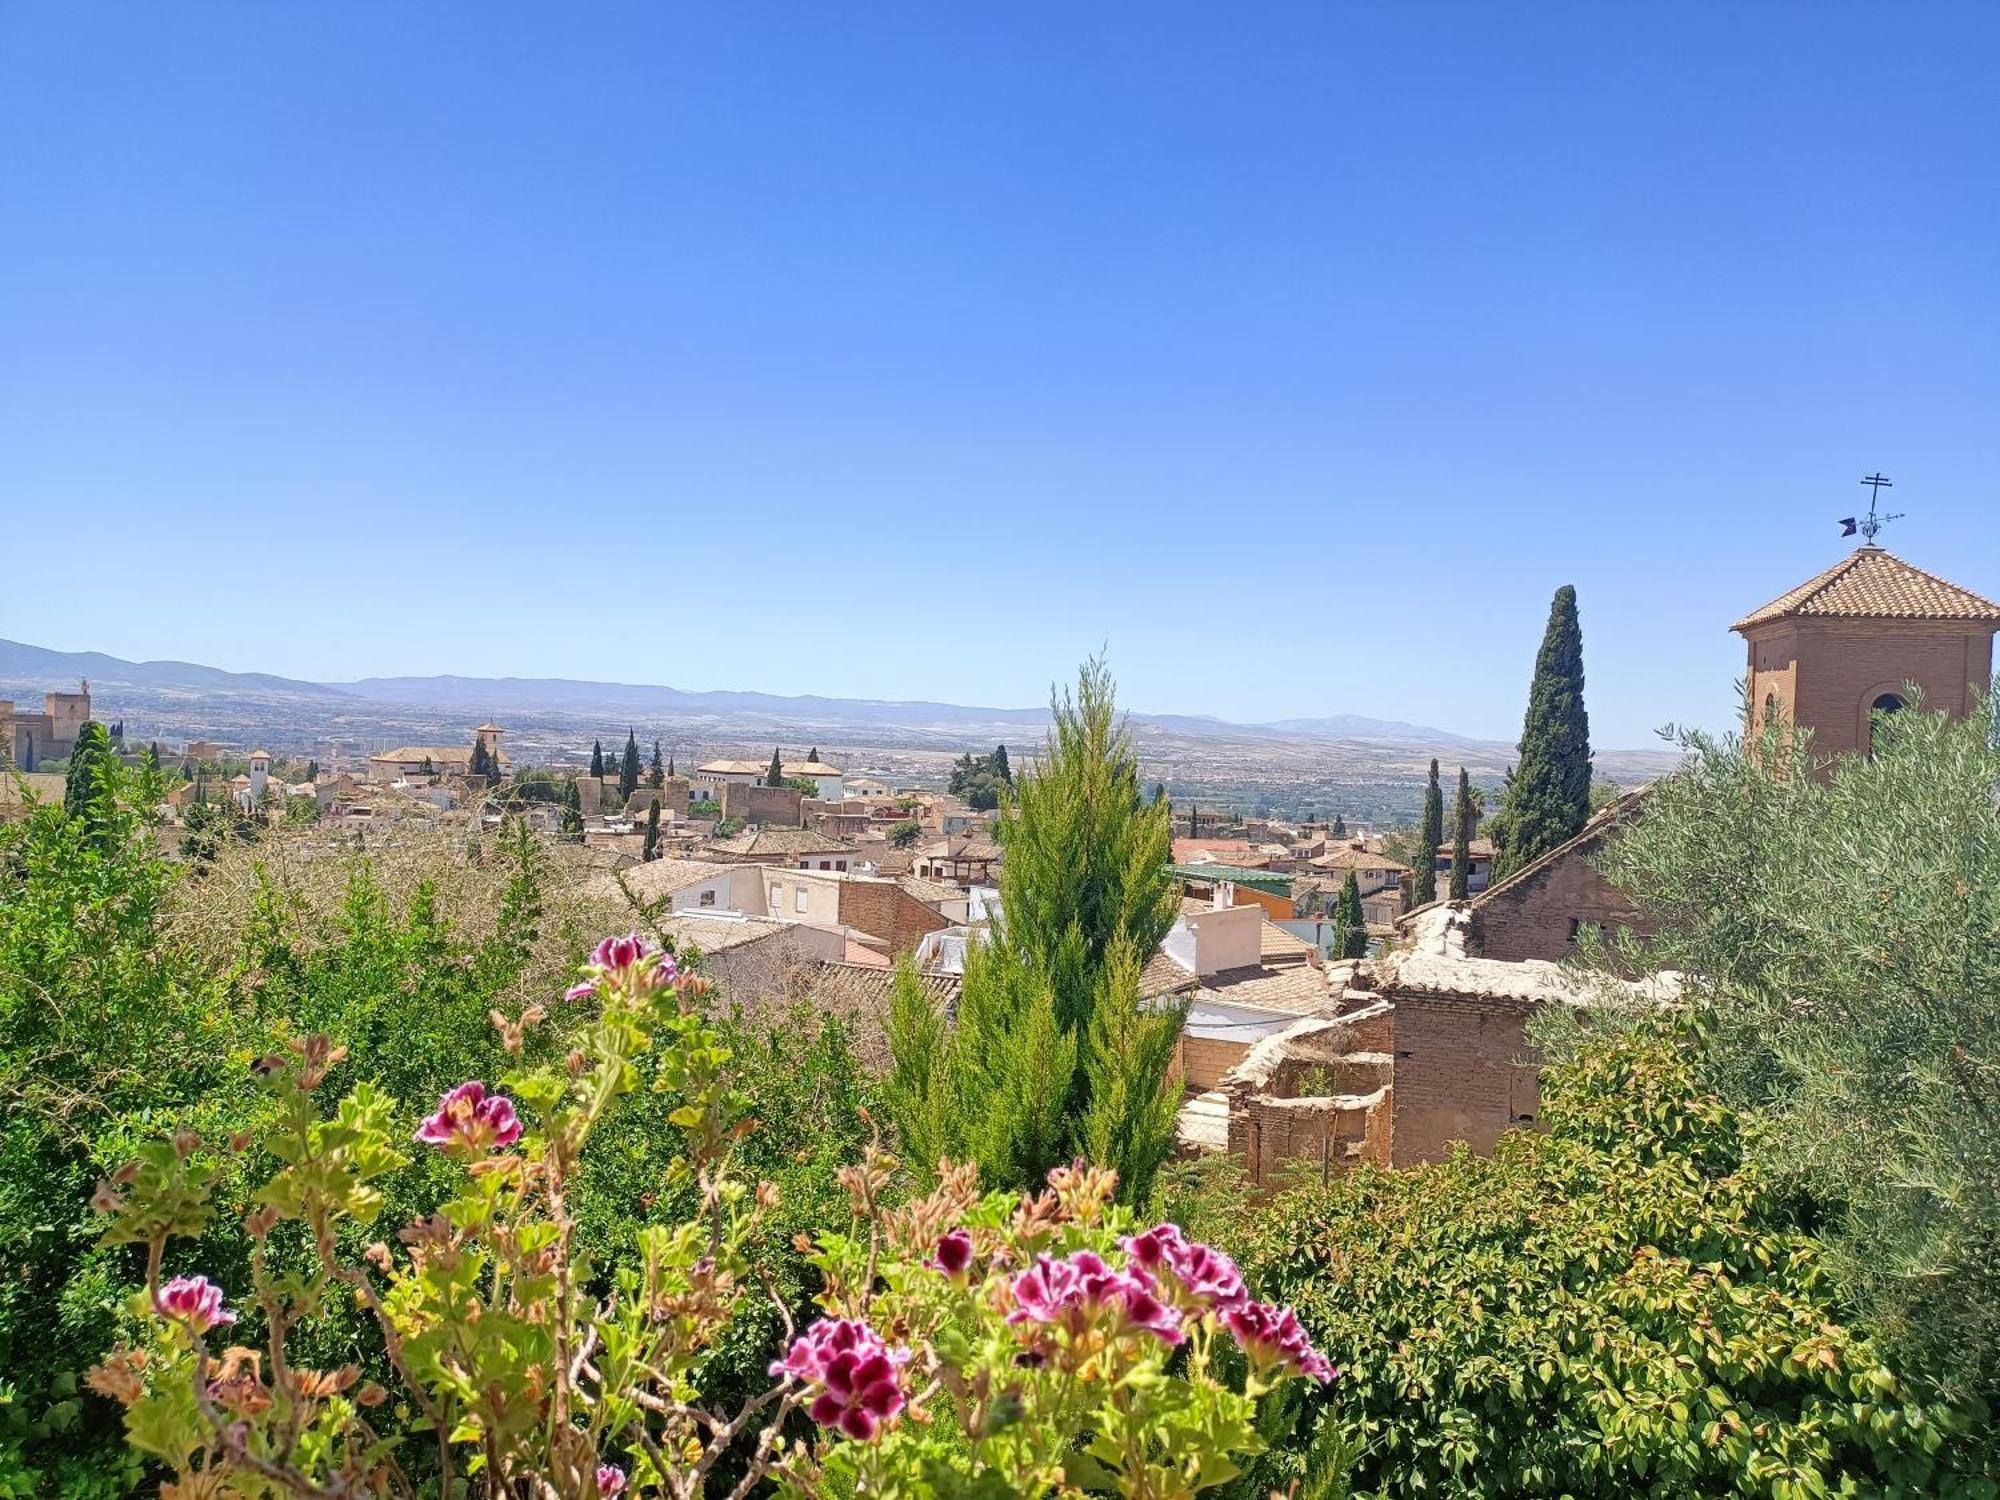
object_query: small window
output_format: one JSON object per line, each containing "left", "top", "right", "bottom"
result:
{"left": 795, "top": 888, "right": 809, "bottom": 913}
{"left": 770, "top": 884, "right": 782, "bottom": 908}
{"left": 698, "top": 889, "right": 716, "bottom": 908}
{"left": 819, "top": 860, "right": 831, "bottom": 870}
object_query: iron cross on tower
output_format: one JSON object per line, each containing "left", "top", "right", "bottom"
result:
{"left": 1841, "top": 474, "right": 1903, "bottom": 544}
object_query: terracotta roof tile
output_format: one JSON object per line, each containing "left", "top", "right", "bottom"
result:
{"left": 1734, "top": 547, "right": 2000, "bottom": 630}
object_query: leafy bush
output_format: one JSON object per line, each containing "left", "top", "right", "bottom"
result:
{"left": 1572, "top": 693, "right": 2000, "bottom": 1405}
{"left": 90, "top": 938, "right": 1336, "bottom": 1497}
{"left": 1240, "top": 1028, "right": 1997, "bottom": 1498}
{"left": 0, "top": 756, "right": 236, "bottom": 1496}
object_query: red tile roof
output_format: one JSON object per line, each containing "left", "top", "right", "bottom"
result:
{"left": 1734, "top": 548, "right": 2000, "bottom": 629}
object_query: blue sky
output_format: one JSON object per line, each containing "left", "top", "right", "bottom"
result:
{"left": 3, "top": 3, "right": 1996, "bottom": 747}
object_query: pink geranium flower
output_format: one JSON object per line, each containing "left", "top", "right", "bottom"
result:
{"left": 1224, "top": 1300, "right": 1337, "bottom": 1383}
{"left": 155, "top": 1275, "right": 236, "bottom": 1334}
{"left": 568, "top": 933, "right": 678, "bottom": 1002}
{"left": 1007, "top": 1250, "right": 1183, "bottom": 1345}
{"left": 595, "top": 1464, "right": 627, "bottom": 1495}
{"left": 413, "top": 1081, "right": 523, "bottom": 1152}
{"left": 1120, "top": 1223, "right": 1250, "bottom": 1313}
{"left": 930, "top": 1228, "right": 974, "bottom": 1277}
{"left": 769, "top": 1318, "right": 907, "bottom": 1441}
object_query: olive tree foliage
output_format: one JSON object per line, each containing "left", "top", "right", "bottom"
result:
{"left": 889, "top": 658, "right": 1184, "bottom": 1205}
{"left": 1552, "top": 688, "right": 2000, "bottom": 1405}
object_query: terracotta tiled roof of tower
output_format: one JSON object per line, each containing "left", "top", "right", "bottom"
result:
{"left": 1734, "top": 547, "right": 2000, "bottom": 630}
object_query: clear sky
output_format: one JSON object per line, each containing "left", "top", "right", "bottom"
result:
{"left": 4, "top": 4, "right": 1996, "bottom": 748}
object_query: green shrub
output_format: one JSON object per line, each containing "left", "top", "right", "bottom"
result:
{"left": 1241, "top": 1028, "right": 1997, "bottom": 1498}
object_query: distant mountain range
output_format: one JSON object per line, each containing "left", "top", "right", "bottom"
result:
{"left": 0, "top": 638, "right": 1499, "bottom": 748}
{"left": 0, "top": 638, "right": 354, "bottom": 700}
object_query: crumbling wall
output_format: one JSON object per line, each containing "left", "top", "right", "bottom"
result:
{"left": 1221, "top": 1005, "right": 1396, "bottom": 1184}
{"left": 1386, "top": 992, "right": 1540, "bottom": 1166}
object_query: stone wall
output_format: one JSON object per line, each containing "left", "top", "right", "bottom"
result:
{"left": 721, "top": 782, "right": 804, "bottom": 826}
{"left": 627, "top": 779, "right": 692, "bottom": 818}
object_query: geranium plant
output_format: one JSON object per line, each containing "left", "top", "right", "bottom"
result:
{"left": 87, "top": 936, "right": 1335, "bottom": 1497}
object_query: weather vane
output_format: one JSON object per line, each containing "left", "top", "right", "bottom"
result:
{"left": 1840, "top": 474, "right": 1902, "bottom": 544}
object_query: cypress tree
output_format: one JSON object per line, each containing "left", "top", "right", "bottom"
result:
{"left": 619, "top": 731, "right": 641, "bottom": 802}
{"left": 887, "top": 658, "right": 1181, "bottom": 1205}
{"left": 303, "top": 757, "right": 317, "bottom": 781}
{"left": 649, "top": 740, "right": 664, "bottom": 788}
{"left": 1491, "top": 585, "right": 1593, "bottom": 877}
{"left": 642, "top": 800, "right": 661, "bottom": 861}
{"left": 667, "top": 753, "right": 675, "bottom": 778}
{"left": 808, "top": 746, "right": 821, "bottom": 764}
{"left": 766, "top": 747, "right": 785, "bottom": 787}
{"left": 1411, "top": 759, "right": 1443, "bottom": 906}
{"left": 561, "top": 777, "right": 583, "bottom": 837}
{"left": 1449, "top": 767, "right": 1474, "bottom": 900}
{"left": 993, "top": 743, "right": 1012, "bottom": 784}
{"left": 144, "top": 742, "right": 163, "bottom": 772}
{"left": 1331, "top": 813, "right": 1346, "bottom": 838}
{"left": 590, "top": 740, "right": 604, "bottom": 778}
{"left": 1333, "top": 869, "right": 1367, "bottom": 959}
{"left": 62, "top": 721, "right": 115, "bottom": 850}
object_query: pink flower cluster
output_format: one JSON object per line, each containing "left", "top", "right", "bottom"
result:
{"left": 769, "top": 1318, "right": 907, "bottom": 1440}
{"left": 1121, "top": 1223, "right": 1249, "bottom": 1312}
{"left": 1225, "top": 1301, "right": 1337, "bottom": 1383}
{"left": 413, "top": 1081, "right": 523, "bottom": 1152}
{"left": 565, "top": 933, "right": 678, "bottom": 1002}
{"left": 1007, "top": 1250, "right": 1183, "bottom": 1344}
{"left": 155, "top": 1274, "right": 236, "bottom": 1334}
{"left": 1124, "top": 1223, "right": 1335, "bottom": 1382}
{"left": 595, "top": 1464, "right": 626, "bottom": 1496}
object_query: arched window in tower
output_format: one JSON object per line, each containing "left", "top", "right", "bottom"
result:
{"left": 1866, "top": 692, "right": 1906, "bottom": 756}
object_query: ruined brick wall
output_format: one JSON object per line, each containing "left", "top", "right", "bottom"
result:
{"left": 1462, "top": 836, "right": 1646, "bottom": 963}
{"left": 1386, "top": 992, "right": 1540, "bottom": 1167}
{"left": 1178, "top": 1035, "right": 1249, "bottom": 1092}
{"left": 837, "top": 880, "right": 950, "bottom": 957}
{"left": 1226, "top": 1091, "right": 1388, "bottom": 1185}
{"left": 721, "top": 782, "right": 804, "bottom": 826}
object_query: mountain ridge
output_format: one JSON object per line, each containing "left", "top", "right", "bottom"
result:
{"left": 0, "top": 637, "right": 1573, "bottom": 753}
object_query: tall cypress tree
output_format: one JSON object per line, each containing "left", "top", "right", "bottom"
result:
{"left": 1491, "top": 585, "right": 1592, "bottom": 877}
{"left": 766, "top": 747, "right": 785, "bottom": 787}
{"left": 1411, "top": 759, "right": 1443, "bottom": 906}
{"left": 807, "top": 746, "right": 821, "bottom": 764}
{"left": 888, "top": 658, "right": 1181, "bottom": 1205}
{"left": 1449, "top": 767, "right": 1475, "bottom": 900}
{"left": 619, "top": 731, "right": 641, "bottom": 802}
{"left": 649, "top": 740, "right": 664, "bottom": 788}
{"left": 642, "top": 800, "right": 661, "bottom": 861}
{"left": 667, "top": 752, "right": 675, "bottom": 778}
{"left": 62, "top": 721, "right": 115, "bottom": 850}
{"left": 590, "top": 740, "right": 604, "bottom": 778}
{"left": 993, "top": 743, "right": 1012, "bottom": 784}
{"left": 1333, "top": 869, "right": 1367, "bottom": 959}
{"left": 561, "top": 777, "right": 583, "bottom": 837}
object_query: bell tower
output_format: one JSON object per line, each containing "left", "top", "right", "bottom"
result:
{"left": 1732, "top": 546, "right": 2000, "bottom": 759}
